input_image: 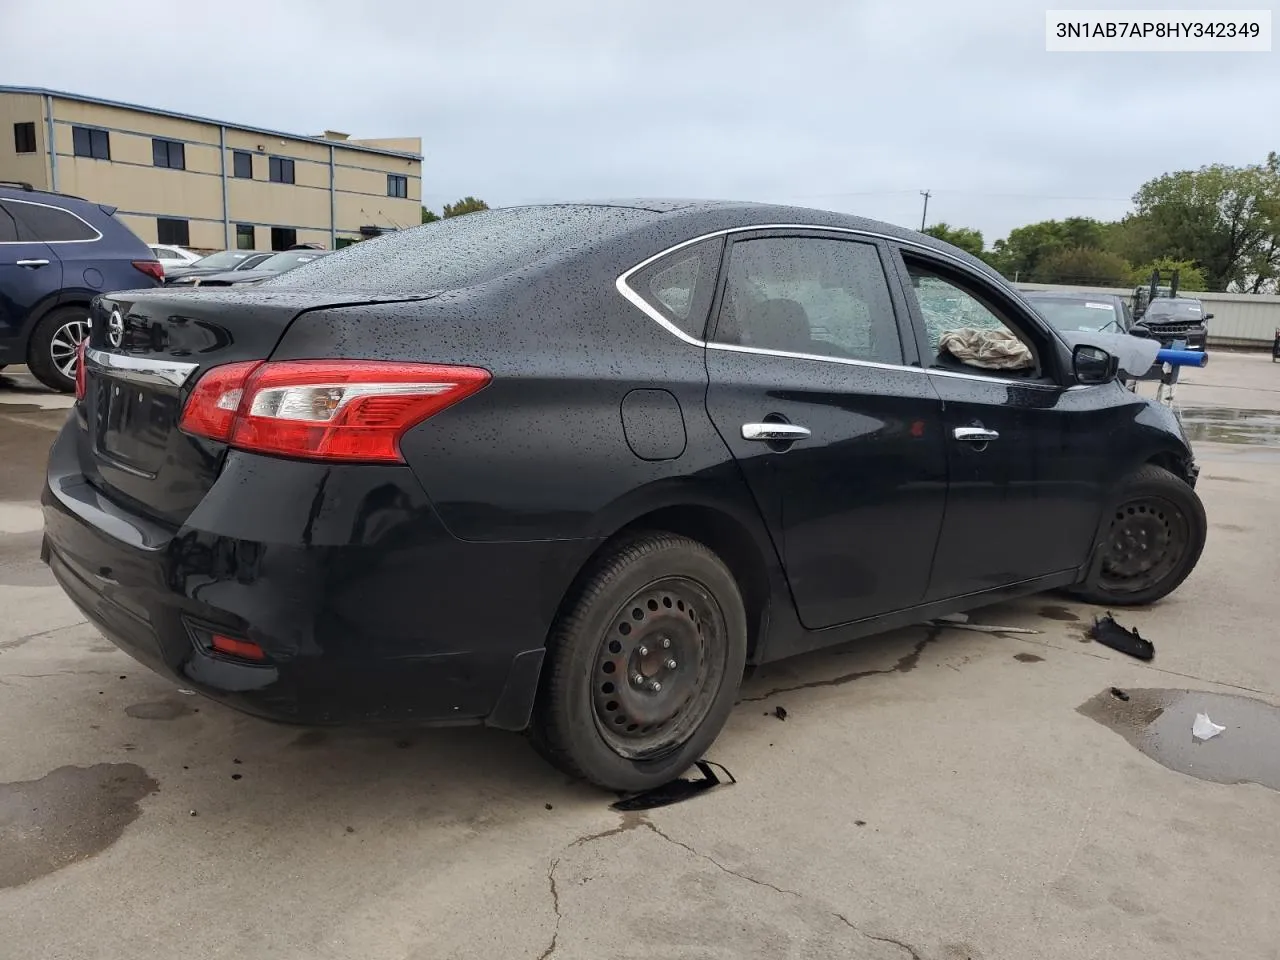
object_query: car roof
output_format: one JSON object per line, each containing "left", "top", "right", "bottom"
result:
{"left": 1022, "top": 290, "right": 1121, "bottom": 301}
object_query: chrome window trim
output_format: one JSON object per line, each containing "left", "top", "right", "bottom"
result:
{"left": 615, "top": 223, "right": 1073, "bottom": 388}
{"left": 0, "top": 198, "right": 103, "bottom": 245}
{"left": 85, "top": 348, "right": 198, "bottom": 388}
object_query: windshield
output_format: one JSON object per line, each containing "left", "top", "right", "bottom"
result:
{"left": 193, "top": 251, "right": 259, "bottom": 270}
{"left": 264, "top": 205, "right": 657, "bottom": 292}
{"left": 1145, "top": 299, "right": 1204, "bottom": 320}
{"left": 1026, "top": 298, "right": 1121, "bottom": 333}
{"left": 254, "top": 251, "right": 329, "bottom": 273}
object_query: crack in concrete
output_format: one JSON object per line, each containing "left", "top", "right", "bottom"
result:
{"left": 739, "top": 626, "right": 943, "bottom": 704}
{"left": 535, "top": 858, "right": 562, "bottom": 960}
{"left": 559, "top": 813, "right": 922, "bottom": 959}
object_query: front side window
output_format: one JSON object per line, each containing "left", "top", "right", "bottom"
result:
{"left": 905, "top": 260, "right": 1039, "bottom": 376}
{"left": 387, "top": 174, "right": 407, "bottom": 198}
{"left": 152, "top": 138, "right": 186, "bottom": 169}
{"left": 712, "top": 236, "right": 902, "bottom": 365}
{"left": 269, "top": 157, "right": 295, "bottom": 184}
{"left": 72, "top": 126, "right": 110, "bottom": 160}
{"left": 6, "top": 201, "right": 98, "bottom": 242}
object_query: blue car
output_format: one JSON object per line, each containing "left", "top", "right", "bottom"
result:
{"left": 1, "top": 181, "right": 162, "bottom": 391}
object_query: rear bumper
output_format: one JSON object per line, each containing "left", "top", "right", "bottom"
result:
{"left": 41, "top": 424, "right": 594, "bottom": 728}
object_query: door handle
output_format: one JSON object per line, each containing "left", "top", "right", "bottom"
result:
{"left": 15, "top": 259, "right": 50, "bottom": 268}
{"left": 953, "top": 426, "right": 1000, "bottom": 442}
{"left": 742, "top": 422, "right": 812, "bottom": 442}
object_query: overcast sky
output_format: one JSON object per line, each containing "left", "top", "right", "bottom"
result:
{"left": 2, "top": 0, "right": 1275, "bottom": 245}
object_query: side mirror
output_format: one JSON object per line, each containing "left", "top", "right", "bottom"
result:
{"left": 1073, "top": 343, "right": 1118, "bottom": 385}
{"left": 1203, "top": 312, "right": 1214, "bottom": 320}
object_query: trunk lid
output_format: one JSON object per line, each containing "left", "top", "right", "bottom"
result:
{"left": 80, "top": 288, "right": 430, "bottom": 526}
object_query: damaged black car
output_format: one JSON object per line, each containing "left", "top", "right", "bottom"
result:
{"left": 41, "top": 200, "right": 1207, "bottom": 790}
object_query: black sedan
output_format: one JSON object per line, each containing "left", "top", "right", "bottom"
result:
{"left": 42, "top": 201, "right": 1206, "bottom": 791}
{"left": 165, "top": 250, "right": 332, "bottom": 287}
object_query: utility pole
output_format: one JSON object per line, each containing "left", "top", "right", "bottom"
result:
{"left": 919, "top": 189, "right": 931, "bottom": 231}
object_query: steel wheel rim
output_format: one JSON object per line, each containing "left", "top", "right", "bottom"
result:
{"left": 51, "top": 318, "right": 89, "bottom": 379}
{"left": 1097, "top": 494, "right": 1191, "bottom": 595}
{"left": 591, "top": 576, "right": 728, "bottom": 761}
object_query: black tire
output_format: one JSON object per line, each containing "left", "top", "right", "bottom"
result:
{"left": 531, "top": 532, "right": 747, "bottom": 791}
{"left": 1073, "top": 464, "right": 1207, "bottom": 607}
{"left": 27, "top": 305, "right": 89, "bottom": 393}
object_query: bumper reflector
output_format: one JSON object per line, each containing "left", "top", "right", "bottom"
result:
{"left": 211, "top": 634, "right": 266, "bottom": 662}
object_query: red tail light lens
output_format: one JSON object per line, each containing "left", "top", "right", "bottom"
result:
{"left": 74, "top": 338, "right": 87, "bottom": 400}
{"left": 179, "top": 360, "right": 491, "bottom": 463}
{"left": 211, "top": 633, "right": 266, "bottom": 662}
{"left": 132, "top": 260, "right": 165, "bottom": 282}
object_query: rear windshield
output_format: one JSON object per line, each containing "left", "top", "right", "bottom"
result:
{"left": 195, "top": 251, "right": 261, "bottom": 269}
{"left": 263, "top": 205, "right": 656, "bottom": 293}
{"left": 1026, "top": 297, "right": 1121, "bottom": 333}
{"left": 255, "top": 251, "right": 329, "bottom": 273}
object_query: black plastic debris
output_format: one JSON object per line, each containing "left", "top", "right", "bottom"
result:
{"left": 1090, "top": 614, "right": 1154, "bottom": 661}
{"left": 773, "top": 706, "right": 788, "bottom": 721}
{"left": 610, "top": 761, "right": 735, "bottom": 812}
{"left": 1110, "top": 686, "right": 1131, "bottom": 702}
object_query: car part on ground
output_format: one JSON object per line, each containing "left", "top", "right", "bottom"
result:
{"left": 1089, "top": 614, "right": 1155, "bottom": 661}
{"left": 39, "top": 200, "right": 1208, "bottom": 790}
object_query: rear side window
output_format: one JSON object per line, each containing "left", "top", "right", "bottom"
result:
{"left": 264, "top": 205, "right": 657, "bottom": 292}
{"left": 4, "top": 201, "right": 98, "bottom": 242}
{"left": 712, "top": 236, "right": 903, "bottom": 364}
{"left": 0, "top": 203, "right": 21, "bottom": 243}
{"left": 625, "top": 237, "right": 724, "bottom": 339}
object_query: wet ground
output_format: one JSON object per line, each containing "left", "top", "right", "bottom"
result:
{"left": 2, "top": 353, "right": 1280, "bottom": 959}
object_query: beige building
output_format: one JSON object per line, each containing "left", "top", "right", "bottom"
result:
{"left": 0, "top": 85, "right": 422, "bottom": 252}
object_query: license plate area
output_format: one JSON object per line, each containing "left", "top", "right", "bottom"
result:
{"left": 94, "top": 376, "right": 179, "bottom": 476}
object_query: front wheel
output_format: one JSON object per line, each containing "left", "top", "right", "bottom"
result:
{"left": 1073, "top": 464, "right": 1207, "bottom": 606}
{"left": 531, "top": 533, "right": 747, "bottom": 791}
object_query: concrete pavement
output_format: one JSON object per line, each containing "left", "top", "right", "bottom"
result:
{"left": 2, "top": 356, "right": 1278, "bottom": 960}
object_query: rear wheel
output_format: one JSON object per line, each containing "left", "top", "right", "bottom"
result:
{"left": 1074, "top": 464, "right": 1206, "bottom": 606}
{"left": 531, "top": 533, "right": 747, "bottom": 791}
{"left": 28, "top": 306, "right": 89, "bottom": 392}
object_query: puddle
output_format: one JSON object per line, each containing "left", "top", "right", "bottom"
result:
{"left": 0, "top": 763, "right": 158, "bottom": 888}
{"left": 1078, "top": 688, "right": 1280, "bottom": 792}
{"left": 125, "top": 698, "right": 195, "bottom": 721}
{"left": 1038, "top": 605, "right": 1080, "bottom": 622}
{"left": 1179, "top": 406, "right": 1280, "bottom": 447}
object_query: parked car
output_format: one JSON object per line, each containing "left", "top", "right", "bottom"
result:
{"left": 163, "top": 250, "right": 272, "bottom": 283}
{"left": 1021, "top": 290, "right": 1134, "bottom": 335}
{"left": 0, "top": 181, "right": 162, "bottom": 391}
{"left": 41, "top": 200, "right": 1207, "bottom": 791}
{"left": 149, "top": 244, "right": 202, "bottom": 273}
{"left": 165, "top": 249, "right": 332, "bottom": 287}
{"left": 1133, "top": 296, "right": 1211, "bottom": 350}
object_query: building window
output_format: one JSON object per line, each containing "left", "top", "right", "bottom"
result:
{"left": 13, "top": 122, "right": 36, "bottom": 154}
{"left": 235, "top": 223, "right": 255, "bottom": 250}
{"left": 270, "top": 227, "right": 297, "bottom": 250}
{"left": 268, "top": 157, "right": 295, "bottom": 184}
{"left": 233, "top": 150, "right": 253, "bottom": 178}
{"left": 156, "top": 218, "right": 190, "bottom": 246}
{"left": 152, "top": 138, "right": 186, "bottom": 169}
{"left": 71, "top": 126, "right": 110, "bottom": 160}
{"left": 387, "top": 174, "right": 408, "bottom": 199}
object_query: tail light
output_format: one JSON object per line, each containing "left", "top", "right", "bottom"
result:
{"left": 132, "top": 260, "right": 164, "bottom": 282}
{"left": 179, "top": 360, "right": 491, "bottom": 463}
{"left": 74, "top": 338, "right": 87, "bottom": 400}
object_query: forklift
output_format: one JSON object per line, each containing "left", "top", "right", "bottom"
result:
{"left": 1131, "top": 267, "right": 1179, "bottom": 321}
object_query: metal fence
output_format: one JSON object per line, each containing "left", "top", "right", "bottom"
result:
{"left": 1016, "top": 282, "right": 1280, "bottom": 348}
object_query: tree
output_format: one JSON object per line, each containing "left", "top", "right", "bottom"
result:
{"left": 421, "top": 206, "right": 440, "bottom": 224}
{"left": 922, "top": 222, "right": 984, "bottom": 259}
{"left": 1128, "top": 257, "right": 1206, "bottom": 292}
{"left": 989, "top": 217, "right": 1111, "bottom": 280}
{"left": 1034, "top": 247, "right": 1131, "bottom": 286}
{"left": 1129, "top": 154, "right": 1280, "bottom": 291}
{"left": 442, "top": 196, "right": 490, "bottom": 218}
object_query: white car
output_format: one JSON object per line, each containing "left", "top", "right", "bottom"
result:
{"left": 149, "top": 244, "right": 203, "bottom": 272}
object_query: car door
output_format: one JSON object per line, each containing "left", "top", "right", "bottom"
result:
{"left": 0, "top": 199, "right": 64, "bottom": 356}
{"left": 704, "top": 230, "right": 947, "bottom": 630}
{"left": 888, "top": 245, "right": 1117, "bottom": 601}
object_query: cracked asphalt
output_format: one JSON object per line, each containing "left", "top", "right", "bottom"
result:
{"left": 3, "top": 357, "right": 1280, "bottom": 959}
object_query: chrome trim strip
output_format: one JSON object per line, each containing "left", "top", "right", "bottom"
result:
{"left": 85, "top": 348, "right": 198, "bottom": 388}
{"left": 616, "top": 223, "right": 1082, "bottom": 390}
{"left": 0, "top": 198, "right": 103, "bottom": 245}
